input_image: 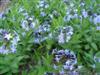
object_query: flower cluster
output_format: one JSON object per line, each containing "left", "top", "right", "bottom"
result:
{"left": 34, "top": 21, "right": 51, "bottom": 43}
{"left": 37, "top": 0, "right": 49, "bottom": 9}
{"left": 19, "top": 5, "right": 52, "bottom": 43}
{"left": 58, "top": 26, "right": 74, "bottom": 44}
{"left": 0, "top": 29, "right": 20, "bottom": 54}
{"left": 49, "top": 49, "right": 80, "bottom": 75}
{"left": 0, "top": 0, "right": 99, "bottom": 74}
{"left": 21, "top": 17, "right": 38, "bottom": 31}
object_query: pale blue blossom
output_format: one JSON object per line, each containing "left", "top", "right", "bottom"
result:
{"left": 80, "top": 2, "right": 85, "bottom": 6}
{"left": 70, "top": 3, "right": 74, "bottom": 7}
{"left": 58, "top": 31, "right": 65, "bottom": 44}
{"left": 53, "top": 64, "right": 58, "bottom": 70}
{"left": 30, "top": 22, "right": 36, "bottom": 29}
{"left": 64, "top": 15, "right": 73, "bottom": 21}
{"left": 4, "top": 33, "right": 13, "bottom": 41}
{"left": 21, "top": 20, "right": 29, "bottom": 31}
{"left": 94, "top": 56, "right": 100, "bottom": 63}
{"left": 66, "top": 36, "right": 71, "bottom": 42}
{"left": 40, "top": 11, "right": 46, "bottom": 17}
{"left": 74, "top": 9, "right": 78, "bottom": 13}
{"left": 10, "top": 44, "right": 16, "bottom": 53}
{"left": 66, "top": 31, "right": 73, "bottom": 36}
{"left": 49, "top": 14, "right": 53, "bottom": 19}
{"left": 28, "top": 17, "right": 34, "bottom": 21}
{"left": 38, "top": 0, "right": 49, "bottom": 9}
{"left": 18, "top": 7, "right": 25, "bottom": 13}
{"left": 68, "top": 71, "right": 79, "bottom": 75}
{"left": 23, "top": 12, "right": 29, "bottom": 19}
{"left": 48, "top": 33, "right": 53, "bottom": 38}
{"left": 34, "top": 38, "right": 40, "bottom": 44}
{"left": 59, "top": 69, "right": 65, "bottom": 75}
{"left": 82, "top": 9, "right": 88, "bottom": 18}
{"left": 0, "top": 46, "right": 9, "bottom": 54}
{"left": 96, "top": 26, "right": 100, "bottom": 30}
{"left": 73, "top": 13, "right": 78, "bottom": 18}
{"left": 93, "top": 15, "right": 100, "bottom": 24}
{"left": 0, "top": 12, "right": 4, "bottom": 19}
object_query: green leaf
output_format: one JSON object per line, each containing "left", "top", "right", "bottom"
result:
{"left": 91, "top": 43, "right": 98, "bottom": 51}
{"left": 95, "top": 52, "right": 100, "bottom": 57}
{"left": 86, "top": 37, "right": 92, "bottom": 43}
{"left": 95, "top": 63, "right": 100, "bottom": 72}
{"left": 84, "top": 52, "right": 94, "bottom": 64}
{"left": 85, "top": 44, "right": 90, "bottom": 50}
{"left": 0, "top": 67, "right": 10, "bottom": 74}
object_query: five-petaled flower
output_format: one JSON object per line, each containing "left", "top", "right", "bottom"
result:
{"left": 4, "top": 33, "right": 13, "bottom": 40}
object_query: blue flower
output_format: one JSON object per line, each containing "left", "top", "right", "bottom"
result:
{"left": 58, "top": 31, "right": 65, "bottom": 44}
{"left": 0, "top": 45, "right": 9, "bottom": 54}
{"left": 82, "top": 9, "right": 88, "bottom": 18}
{"left": 40, "top": 11, "right": 46, "bottom": 17}
{"left": 4, "top": 33, "right": 13, "bottom": 41}
{"left": 93, "top": 15, "right": 100, "bottom": 24}
{"left": 96, "top": 26, "right": 100, "bottom": 30}
{"left": 21, "top": 20, "right": 29, "bottom": 31}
